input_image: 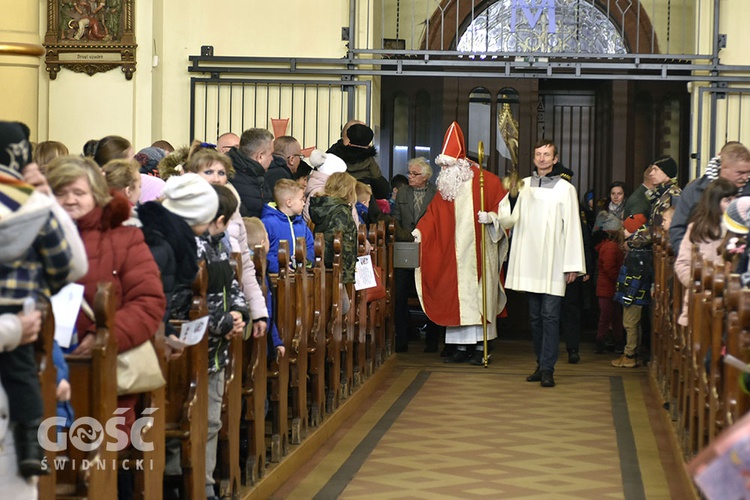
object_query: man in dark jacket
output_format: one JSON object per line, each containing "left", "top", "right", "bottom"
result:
{"left": 227, "top": 128, "right": 274, "bottom": 218}
{"left": 669, "top": 142, "right": 750, "bottom": 256}
{"left": 265, "top": 136, "right": 303, "bottom": 191}
{"left": 392, "top": 157, "right": 439, "bottom": 353}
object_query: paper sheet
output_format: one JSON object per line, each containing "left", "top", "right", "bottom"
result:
{"left": 354, "top": 255, "right": 377, "bottom": 291}
{"left": 50, "top": 283, "right": 85, "bottom": 348}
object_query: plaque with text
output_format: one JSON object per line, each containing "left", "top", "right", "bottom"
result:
{"left": 44, "top": 0, "right": 137, "bottom": 80}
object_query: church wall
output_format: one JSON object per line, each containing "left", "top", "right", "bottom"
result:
{"left": 0, "top": 1, "right": 43, "bottom": 139}
{"left": 13, "top": 0, "right": 750, "bottom": 168}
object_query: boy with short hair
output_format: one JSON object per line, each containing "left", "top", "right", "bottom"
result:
{"left": 355, "top": 181, "right": 372, "bottom": 226}
{"left": 260, "top": 178, "right": 315, "bottom": 273}
{"left": 198, "top": 184, "right": 249, "bottom": 499}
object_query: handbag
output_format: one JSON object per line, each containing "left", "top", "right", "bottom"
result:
{"left": 366, "top": 265, "right": 386, "bottom": 303}
{"left": 116, "top": 340, "right": 166, "bottom": 395}
{"left": 81, "top": 297, "right": 165, "bottom": 395}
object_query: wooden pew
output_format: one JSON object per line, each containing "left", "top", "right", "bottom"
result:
{"left": 352, "top": 225, "right": 369, "bottom": 387}
{"left": 723, "top": 277, "right": 750, "bottom": 429}
{"left": 164, "top": 263, "right": 209, "bottom": 500}
{"left": 290, "top": 236, "right": 310, "bottom": 444}
{"left": 57, "top": 282, "right": 118, "bottom": 498}
{"left": 373, "top": 221, "right": 388, "bottom": 368}
{"left": 242, "top": 243, "right": 268, "bottom": 486}
{"left": 126, "top": 326, "right": 166, "bottom": 500}
{"left": 307, "top": 235, "right": 327, "bottom": 428}
{"left": 324, "top": 233, "right": 344, "bottom": 413}
{"left": 216, "top": 253, "right": 244, "bottom": 499}
{"left": 268, "top": 241, "right": 291, "bottom": 462}
{"left": 36, "top": 297, "right": 58, "bottom": 499}
{"left": 706, "top": 261, "right": 729, "bottom": 445}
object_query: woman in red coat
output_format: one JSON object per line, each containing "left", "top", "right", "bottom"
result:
{"left": 46, "top": 155, "right": 166, "bottom": 433}
{"left": 593, "top": 212, "right": 625, "bottom": 354}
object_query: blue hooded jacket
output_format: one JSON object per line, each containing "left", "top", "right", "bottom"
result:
{"left": 260, "top": 203, "right": 315, "bottom": 273}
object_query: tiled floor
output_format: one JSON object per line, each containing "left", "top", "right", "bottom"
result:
{"left": 271, "top": 340, "right": 696, "bottom": 499}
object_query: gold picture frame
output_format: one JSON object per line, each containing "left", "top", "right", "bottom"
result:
{"left": 44, "top": 0, "right": 137, "bottom": 80}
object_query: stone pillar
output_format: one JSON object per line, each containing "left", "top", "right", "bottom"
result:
{"left": 0, "top": 2, "right": 43, "bottom": 140}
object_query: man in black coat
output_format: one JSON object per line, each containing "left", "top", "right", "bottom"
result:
{"left": 227, "top": 128, "right": 274, "bottom": 218}
{"left": 265, "top": 136, "right": 303, "bottom": 191}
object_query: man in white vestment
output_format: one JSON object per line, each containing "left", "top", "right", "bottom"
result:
{"left": 498, "top": 139, "right": 586, "bottom": 386}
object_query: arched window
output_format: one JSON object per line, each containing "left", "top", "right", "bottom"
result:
{"left": 468, "top": 87, "right": 491, "bottom": 166}
{"left": 457, "top": 0, "right": 627, "bottom": 54}
{"left": 415, "top": 90, "right": 431, "bottom": 161}
{"left": 392, "top": 93, "right": 409, "bottom": 173}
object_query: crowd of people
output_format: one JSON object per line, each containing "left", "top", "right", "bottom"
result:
{"left": 3, "top": 113, "right": 750, "bottom": 497}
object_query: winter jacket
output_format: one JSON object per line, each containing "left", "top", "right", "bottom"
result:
{"left": 614, "top": 247, "right": 652, "bottom": 307}
{"left": 304, "top": 170, "right": 359, "bottom": 225}
{"left": 227, "top": 148, "right": 272, "bottom": 218}
{"left": 75, "top": 192, "right": 167, "bottom": 353}
{"left": 595, "top": 238, "right": 625, "bottom": 298}
{"left": 136, "top": 201, "right": 198, "bottom": 332}
{"left": 309, "top": 195, "right": 357, "bottom": 283}
{"left": 629, "top": 179, "right": 681, "bottom": 249}
{"left": 392, "top": 183, "right": 437, "bottom": 242}
{"left": 225, "top": 183, "right": 268, "bottom": 322}
{"left": 196, "top": 231, "right": 249, "bottom": 373}
{"left": 260, "top": 203, "right": 315, "bottom": 273}
{"left": 674, "top": 224, "right": 724, "bottom": 326}
{"left": 265, "top": 155, "right": 294, "bottom": 192}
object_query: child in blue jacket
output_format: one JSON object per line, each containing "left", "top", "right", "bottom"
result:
{"left": 260, "top": 179, "right": 315, "bottom": 273}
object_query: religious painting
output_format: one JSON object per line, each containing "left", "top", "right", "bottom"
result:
{"left": 44, "top": 0, "right": 137, "bottom": 80}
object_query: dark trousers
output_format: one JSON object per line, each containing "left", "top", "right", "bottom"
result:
{"left": 528, "top": 292, "right": 562, "bottom": 373}
{"left": 394, "top": 268, "right": 441, "bottom": 349}
{"left": 560, "top": 278, "right": 582, "bottom": 352}
{"left": 0, "top": 344, "right": 43, "bottom": 422}
{"left": 0, "top": 304, "right": 43, "bottom": 423}
{"left": 596, "top": 297, "right": 623, "bottom": 343}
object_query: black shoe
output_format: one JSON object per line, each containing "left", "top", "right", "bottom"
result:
{"left": 444, "top": 350, "right": 470, "bottom": 363}
{"left": 440, "top": 345, "right": 455, "bottom": 358}
{"left": 594, "top": 342, "right": 605, "bottom": 354}
{"left": 526, "top": 367, "right": 542, "bottom": 382}
{"left": 14, "top": 421, "right": 49, "bottom": 478}
{"left": 568, "top": 350, "right": 580, "bottom": 364}
{"left": 469, "top": 351, "right": 490, "bottom": 365}
{"left": 540, "top": 370, "right": 556, "bottom": 387}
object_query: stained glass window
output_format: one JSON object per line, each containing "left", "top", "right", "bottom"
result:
{"left": 456, "top": 0, "right": 627, "bottom": 54}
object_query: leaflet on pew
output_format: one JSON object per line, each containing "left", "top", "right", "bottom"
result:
{"left": 165, "top": 315, "right": 210, "bottom": 349}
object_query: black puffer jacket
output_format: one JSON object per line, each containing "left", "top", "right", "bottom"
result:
{"left": 227, "top": 148, "right": 272, "bottom": 218}
{"left": 265, "top": 154, "right": 294, "bottom": 192}
{"left": 137, "top": 201, "right": 198, "bottom": 324}
{"left": 327, "top": 141, "right": 390, "bottom": 200}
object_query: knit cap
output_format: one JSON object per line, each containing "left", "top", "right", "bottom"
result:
{"left": 723, "top": 196, "right": 750, "bottom": 235}
{"left": 135, "top": 147, "right": 167, "bottom": 177}
{"left": 347, "top": 124, "right": 374, "bottom": 147}
{"left": 594, "top": 211, "right": 622, "bottom": 232}
{"left": 0, "top": 121, "right": 32, "bottom": 179}
{"left": 623, "top": 213, "right": 647, "bottom": 233}
{"left": 652, "top": 156, "right": 678, "bottom": 180}
{"left": 310, "top": 150, "right": 347, "bottom": 176}
{"left": 139, "top": 174, "right": 166, "bottom": 204}
{"left": 161, "top": 173, "right": 218, "bottom": 226}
